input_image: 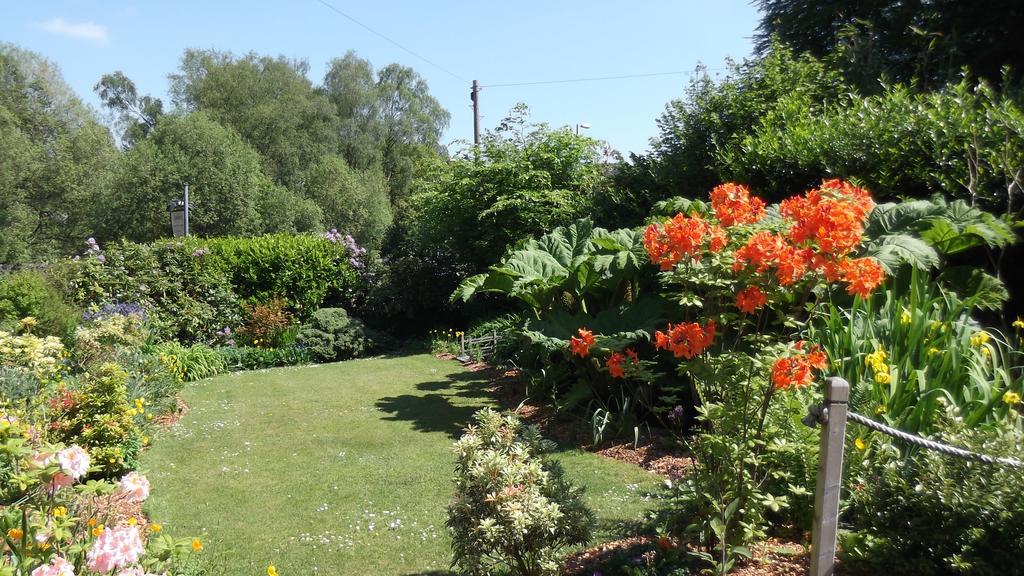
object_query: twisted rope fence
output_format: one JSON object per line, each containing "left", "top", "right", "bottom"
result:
{"left": 805, "top": 377, "right": 1024, "bottom": 576}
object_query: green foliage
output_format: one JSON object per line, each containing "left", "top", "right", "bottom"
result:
{"left": 214, "top": 345, "right": 311, "bottom": 371}
{"left": 447, "top": 409, "right": 594, "bottom": 576}
{"left": 412, "top": 106, "right": 606, "bottom": 270}
{"left": 151, "top": 341, "right": 226, "bottom": 382}
{"left": 811, "top": 268, "right": 1023, "bottom": 434}
{"left": 73, "top": 313, "right": 148, "bottom": 371}
{"left": 169, "top": 49, "right": 338, "bottom": 187}
{"left": 843, "top": 415, "right": 1024, "bottom": 575}
{"left": 304, "top": 154, "right": 393, "bottom": 250}
{"left": 204, "top": 233, "right": 362, "bottom": 315}
{"left": 754, "top": 0, "right": 1024, "bottom": 90}
{"left": 237, "top": 297, "right": 295, "bottom": 348}
{"left": 48, "top": 362, "right": 142, "bottom": 477}
{"left": 0, "top": 44, "right": 118, "bottom": 261}
{"left": 606, "top": 44, "right": 845, "bottom": 222}
{"left": 296, "top": 307, "right": 373, "bottom": 362}
{"left": 723, "top": 78, "right": 1024, "bottom": 218}
{"left": 99, "top": 111, "right": 268, "bottom": 242}
{"left": 0, "top": 270, "right": 79, "bottom": 339}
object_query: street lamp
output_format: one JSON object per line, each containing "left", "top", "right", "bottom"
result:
{"left": 576, "top": 122, "right": 591, "bottom": 136}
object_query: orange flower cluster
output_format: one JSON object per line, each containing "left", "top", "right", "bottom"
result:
{"left": 607, "top": 348, "right": 640, "bottom": 378}
{"left": 732, "top": 232, "right": 818, "bottom": 286}
{"left": 655, "top": 320, "right": 717, "bottom": 359}
{"left": 735, "top": 285, "right": 768, "bottom": 315}
{"left": 711, "top": 183, "right": 766, "bottom": 227}
{"left": 780, "top": 179, "right": 874, "bottom": 258}
{"left": 569, "top": 328, "right": 596, "bottom": 357}
{"left": 643, "top": 213, "right": 727, "bottom": 271}
{"left": 837, "top": 257, "right": 887, "bottom": 299}
{"left": 771, "top": 342, "right": 828, "bottom": 389}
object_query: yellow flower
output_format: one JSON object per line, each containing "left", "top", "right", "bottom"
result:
{"left": 92, "top": 524, "right": 105, "bottom": 537}
{"left": 19, "top": 316, "right": 38, "bottom": 330}
{"left": 970, "top": 331, "right": 991, "bottom": 348}
{"left": 128, "top": 517, "right": 137, "bottom": 526}
{"left": 854, "top": 437, "right": 867, "bottom": 451}
{"left": 7, "top": 528, "right": 23, "bottom": 540}
{"left": 141, "top": 436, "right": 150, "bottom": 446}
{"left": 865, "top": 348, "right": 888, "bottom": 373}
{"left": 192, "top": 538, "right": 203, "bottom": 552}
{"left": 1003, "top": 391, "right": 1022, "bottom": 406}
{"left": 1013, "top": 317, "right": 1024, "bottom": 330}
{"left": 87, "top": 518, "right": 97, "bottom": 527}
{"left": 981, "top": 347, "right": 992, "bottom": 358}
{"left": 927, "top": 347, "right": 940, "bottom": 357}
{"left": 52, "top": 506, "right": 67, "bottom": 518}
{"left": 268, "top": 566, "right": 279, "bottom": 576}
{"left": 874, "top": 371, "right": 892, "bottom": 385}
{"left": 874, "top": 404, "right": 888, "bottom": 415}
{"left": 900, "top": 309, "right": 911, "bottom": 325}
{"left": 149, "top": 523, "right": 162, "bottom": 533}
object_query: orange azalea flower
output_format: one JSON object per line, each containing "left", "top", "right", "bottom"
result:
{"left": 772, "top": 344, "right": 828, "bottom": 389}
{"left": 607, "top": 352, "right": 626, "bottom": 378}
{"left": 710, "top": 183, "right": 766, "bottom": 227}
{"left": 735, "top": 285, "right": 768, "bottom": 314}
{"left": 643, "top": 213, "right": 726, "bottom": 270}
{"left": 654, "top": 320, "right": 716, "bottom": 359}
{"left": 838, "top": 257, "right": 886, "bottom": 298}
{"left": 569, "top": 328, "right": 596, "bottom": 357}
{"left": 733, "top": 231, "right": 790, "bottom": 274}
{"left": 781, "top": 180, "right": 875, "bottom": 258}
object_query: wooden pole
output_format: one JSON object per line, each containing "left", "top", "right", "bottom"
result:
{"left": 471, "top": 80, "right": 480, "bottom": 145}
{"left": 810, "top": 377, "right": 849, "bottom": 576}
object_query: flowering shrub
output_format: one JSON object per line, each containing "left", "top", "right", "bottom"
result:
{"left": 46, "top": 363, "right": 143, "bottom": 478}
{"left": 0, "top": 416, "right": 200, "bottom": 575}
{"left": 73, "top": 314, "right": 148, "bottom": 371}
{"left": 0, "top": 330, "right": 67, "bottom": 384}
{"left": 237, "top": 298, "right": 294, "bottom": 348}
{"left": 447, "top": 409, "right": 594, "bottom": 576}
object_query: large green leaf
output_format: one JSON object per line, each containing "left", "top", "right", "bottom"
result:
{"left": 937, "top": 266, "right": 1009, "bottom": 311}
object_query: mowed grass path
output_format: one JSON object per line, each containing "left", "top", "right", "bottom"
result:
{"left": 142, "top": 354, "right": 661, "bottom": 575}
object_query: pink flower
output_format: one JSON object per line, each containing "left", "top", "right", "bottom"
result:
{"left": 49, "top": 472, "right": 74, "bottom": 491}
{"left": 31, "top": 556, "right": 75, "bottom": 576}
{"left": 27, "top": 451, "right": 55, "bottom": 469}
{"left": 58, "top": 445, "right": 90, "bottom": 480}
{"left": 117, "top": 472, "right": 151, "bottom": 503}
{"left": 87, "top": 526, "right": 145, "bottom": 573}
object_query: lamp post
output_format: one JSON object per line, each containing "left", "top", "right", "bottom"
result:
{"left": 575, "top": 122, "right": 591, "bottom": 136}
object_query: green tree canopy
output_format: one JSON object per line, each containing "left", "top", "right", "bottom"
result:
{"left": 99, "top": 112, "right": 269, "bottom": 242}
{"left": 304, "top": 155, "right": 392, "bottom": 250}
{"left": 169, "top": 49, "right": 338, "bottom": 186}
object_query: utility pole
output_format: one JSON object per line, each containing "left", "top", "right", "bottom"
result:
{"left": 183, "top": 182, "right": 190, "bottom": 237}
{"left": 471, "top": 80, "right": 480, "bottom": 145}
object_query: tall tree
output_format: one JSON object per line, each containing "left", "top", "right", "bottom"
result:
{"left": 755, "top": 0, "right": 1024, "bottom": 90}
{"left": 0, "top": 44, "right": 117, "bottom": 262}
{"left": 94, "top": 71, "right": 163, "bottom": 147}
{"left": 169, "top": 49, "right": 339, "bottom": 186}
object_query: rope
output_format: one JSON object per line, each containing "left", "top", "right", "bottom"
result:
{"left": 845, "top": 409, "right": 1024, "bottom": 468}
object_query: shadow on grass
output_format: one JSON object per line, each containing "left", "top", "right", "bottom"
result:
{"left": 376, "top": 371, "right": 496, "bottom": 438}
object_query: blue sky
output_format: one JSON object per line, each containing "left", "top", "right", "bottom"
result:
{"left": 1, "top": 1, "right": 761, "bottom": 156}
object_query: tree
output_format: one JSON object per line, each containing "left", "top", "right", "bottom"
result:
{"left": 321, "top": 55, "right": 450, "bottom": 201}
{"left": 94, "top": 71, "right": 163, "bottom": 147}
{"left": 0, "top": 44, "right": 117, "bottom": 262}
{"left": 99, "top": 112, "right": 268, "bottom": 242}
{"left": 304, "top": 155, "right": 392, "bottom": 249}
{"left": 754, "top": 0, "right": 1024, "bottom": 91}
{"left": 169, "top": 49, "right": 338, "bottom": 186}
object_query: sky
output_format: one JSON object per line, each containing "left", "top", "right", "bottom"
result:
{"left": 0, "top": 1, "right": 762, "bottom": 156}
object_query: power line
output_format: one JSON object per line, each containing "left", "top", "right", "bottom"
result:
{"left": 481, "top": 68, "right": 729, "bottom": 88}
{"left": 312, "top": 0, "right": 470, "bottom": 84}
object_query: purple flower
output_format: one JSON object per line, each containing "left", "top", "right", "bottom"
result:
{"left": 667, "top": 405, "right": 685, "bottom": 426}
{"left": 83, "top": 302, "right": 147, "bottom": 323}
{"left": 96, "top": 254, "right": 106, "bottom": 263}
{"left": 191, "top": 247, "right": 210, "bottom": 257}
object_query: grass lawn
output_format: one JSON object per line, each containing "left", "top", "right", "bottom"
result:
{"left": 141, "top": 353, "right": 662, "bottom": 575}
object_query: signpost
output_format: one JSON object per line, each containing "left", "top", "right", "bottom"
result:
{"left": 167, "top": 183, "right": 190, "bottom": 237}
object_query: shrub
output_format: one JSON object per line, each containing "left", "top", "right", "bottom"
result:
{"left": 47, "top": 362, "right": 142, "bottom": 478}
{"left": 117, "top": 349, "right": 185, "bottom": 420}
{"left": 295, "top": 307, "right": 373, "bottom": 362}
{"left": 74, "top": 313, "right": 148, "bottom": 371}
{"left": 447, "top": 409, "right": 594, "bottom": 576}
{"left": 0, "top": 270, "right": 80, "bottom": 340}
{"left": 842, "top": 414, "right": 1024, "bottom": 575}
{"left": 215, "top": 345, "right": 311, "bottom": 371}
{"left": 151, "top": 342, "right": 226, "bottom": 382}
{"left": 237, "top": 297, "right": 294, "bottom": 348}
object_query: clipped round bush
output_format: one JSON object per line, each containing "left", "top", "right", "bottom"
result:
{"left": 296, "top": 307, "right": 372, "bottom": 362}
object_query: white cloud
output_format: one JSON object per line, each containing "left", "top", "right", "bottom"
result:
{"left": 40, "top": 18, "right": 108, "bottom": 43}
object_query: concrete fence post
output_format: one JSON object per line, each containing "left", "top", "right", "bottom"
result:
{"left": 810, "top": 377, "right": 849, "bottom": 576}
